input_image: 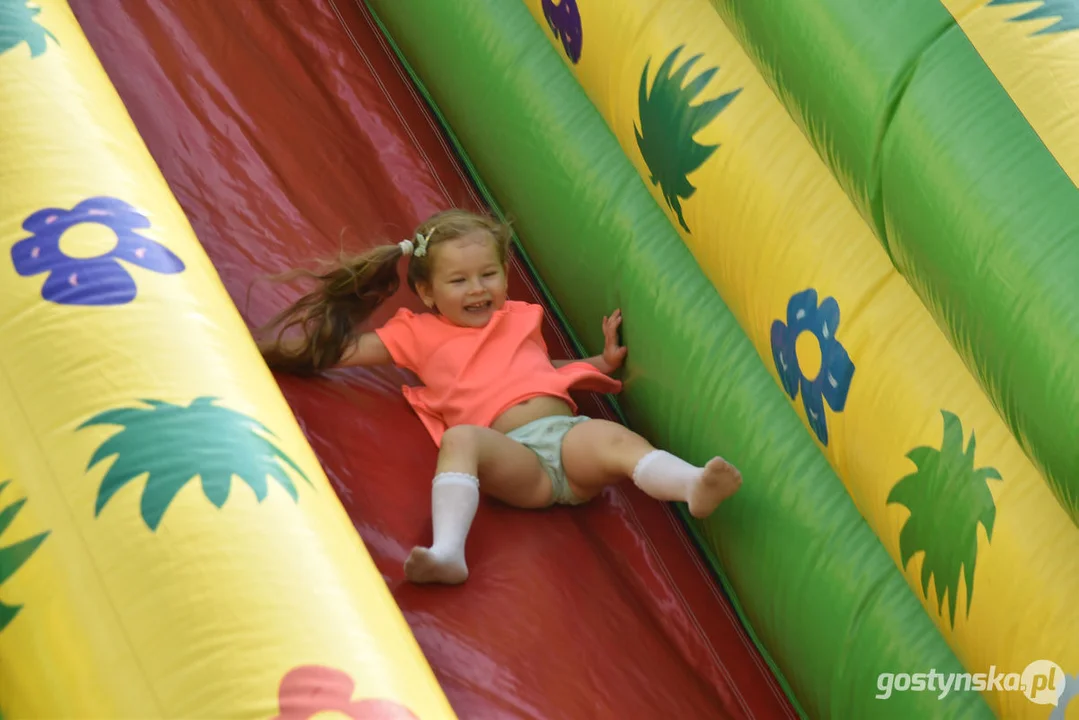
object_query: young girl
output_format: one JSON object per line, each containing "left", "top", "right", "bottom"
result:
{"left": 258, "top": 209, "right": 742, "bottom": 585}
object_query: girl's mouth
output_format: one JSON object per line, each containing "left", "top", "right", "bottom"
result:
{"left": 464, "top": 300, "right": 492, "bottom": 313}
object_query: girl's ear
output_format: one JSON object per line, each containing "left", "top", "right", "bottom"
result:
{"left": 416, "top": 280, "right": 435, "bottom": 309}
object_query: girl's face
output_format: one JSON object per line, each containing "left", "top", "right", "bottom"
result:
{"left": 416, "top": 230, "right": 508, "bottom": 328}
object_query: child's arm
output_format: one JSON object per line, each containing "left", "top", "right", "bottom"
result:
{"left": 337, "top": 332, "right": 394, "bottom": 367}
{"left": 258, "top": 331, "right": 393, "bottom": 369}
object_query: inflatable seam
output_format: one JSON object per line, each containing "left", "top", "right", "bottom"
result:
{"left": 869, "top": 16, "right": 957, "bottom": 261}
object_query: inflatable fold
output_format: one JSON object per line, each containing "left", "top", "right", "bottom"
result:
{"left": 707, "top": 0, "right": 1079, "bottom": 528}
{"left": 519, "top": 0, "right": 1079, "bottom": 717}
{"left": 365, "top": 0, "right": 996, "bottom": 717}
{"left": 0, "top": 3, "right": 453, "bottom": 717}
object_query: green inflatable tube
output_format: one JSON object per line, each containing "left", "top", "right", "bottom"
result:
{"left": 364, "top": 1, "right": 992, "bottom": 717}
{"left": 708, "top": 0, "right": 1079, "bottom": 526}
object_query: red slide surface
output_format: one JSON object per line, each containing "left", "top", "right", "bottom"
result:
{"left": 68, "top": 1, "right": 797, "bottom": 718}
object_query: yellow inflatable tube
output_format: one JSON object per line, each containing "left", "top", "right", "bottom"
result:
{"left": 942, "top": 0, "right": 1079, "bottom": 189}
{"left": 525, "top": 0, "right": 1079, "bottom": 716}
{"left": 0, "top": 3, "right": 453, "bottom": 718}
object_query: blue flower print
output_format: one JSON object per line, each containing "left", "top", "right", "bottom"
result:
{"left": 542, "top": 0, "right": 582, "bottom": 63}
{"left": 11, "top": 196, "right": 185, "bottom": 306}
{"left": 770, "top": 288, "right": 855, "bottom": 446}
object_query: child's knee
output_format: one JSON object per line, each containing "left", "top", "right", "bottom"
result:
{"left": 603, "top": 426, "right": 655, "bottom": 476}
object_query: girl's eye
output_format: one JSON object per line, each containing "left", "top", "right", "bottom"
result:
{"left": 450, "top": 278, "right": 465, "bottom": 284}
{"left": 483, "top": 272, "right": 497, "bottom": 278}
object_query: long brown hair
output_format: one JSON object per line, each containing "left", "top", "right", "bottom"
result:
{"left": 258, "top": 209, "right": 512, "bottom": 374}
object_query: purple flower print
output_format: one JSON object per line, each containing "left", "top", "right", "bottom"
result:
{"left": 542, "top": 0, "right": 582, "bottom": 64}
{"left": 11, "top": 196, "right": 185, "bottom": 306}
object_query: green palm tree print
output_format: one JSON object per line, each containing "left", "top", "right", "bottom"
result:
{"left": 988, "top": 0, "right": 1079, "bottom": 34}
{"left": 79, "top": 397, "right": 312, "bottom": 531}
{"left": 887, "top": 411, "right": 1001, "bottom": 628}
{"left": 0, "top": 0, "right": 58, "bottom": 58}
{"left": 635, "top": 45, "right": 741, "bottom": 233}
{"left": 0, "top": 479, "right": 49, "bottom": 632}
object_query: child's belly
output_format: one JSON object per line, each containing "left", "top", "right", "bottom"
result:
{"left": 490, "top": 395, "right": 574, "bottom": 434}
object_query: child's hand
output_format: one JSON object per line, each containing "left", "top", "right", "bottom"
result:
{"left": 601, "top": 309, "right": 627, "bottom": 373}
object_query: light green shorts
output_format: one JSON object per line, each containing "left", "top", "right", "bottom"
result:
{"left": 506, "top": 414, "right": 590, "bottom": 506}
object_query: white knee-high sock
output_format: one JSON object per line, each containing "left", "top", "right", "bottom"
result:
{"left": 631, "top": 449, "right": 743, "bottom": 518}
{"left": 428, "top": 471, "right": 480, "bottom": 562}
{"left": 631, "top": 450, "right": 701, "bottom": 501}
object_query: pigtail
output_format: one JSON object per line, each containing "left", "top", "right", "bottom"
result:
{"left": 258, "top": 244, "right": 404, "bottom": 375}
{"left": 258, "top": 208, "right": 512, "bottom": 375}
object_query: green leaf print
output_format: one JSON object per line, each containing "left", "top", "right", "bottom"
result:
{"left": 887, "top": 411, "right": 1001, "bottom": 628}
{"left": 988, "top": 0, "right": 1079, "bottom": 34}
{"left": 80, "top": 397, "right": 312, "bottom": 531}
{"left": 0, "top": 480, "right": 49, "bottom": 632}
{"left": 634, "top": 45, "right": 741, "bottom": 233}
{"left": 0, "top": 0, "right": 58, "bottom": 58}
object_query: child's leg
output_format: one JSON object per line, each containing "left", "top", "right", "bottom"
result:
{"left": 405, "top": 424, "right": 553, "bottom": 585}
{"left": 560, "top": 419, "right": 742, "bottom": 518}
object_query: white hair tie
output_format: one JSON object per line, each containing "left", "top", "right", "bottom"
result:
{"left": 398, "top": 230, "right": 432, "bottom": 258}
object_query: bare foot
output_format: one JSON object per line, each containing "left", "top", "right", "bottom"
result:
{"left": 688, "top": 457, "right": 743, "bottom": 518}
{"left": 404, "top": 547, "right": 469, "bottom": 585}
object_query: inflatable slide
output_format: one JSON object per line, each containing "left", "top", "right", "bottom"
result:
{"left": 0, "top": 1, "right": 792, "bottom": 718}
{"left": 1, "top": 0, "right": 1076, "bottom": 719}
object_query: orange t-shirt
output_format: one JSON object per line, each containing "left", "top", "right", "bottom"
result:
{"left": 373, "top": 300, "right": 622, "bottom": 446}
